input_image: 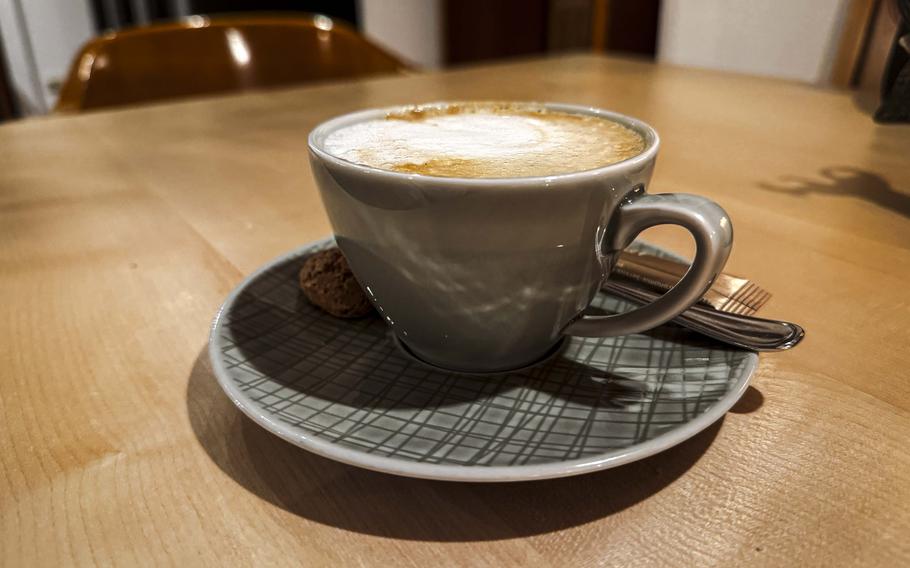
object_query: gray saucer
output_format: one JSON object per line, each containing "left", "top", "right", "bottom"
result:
{"left": 209, "top": 237, "right": 757, "bottom": 482}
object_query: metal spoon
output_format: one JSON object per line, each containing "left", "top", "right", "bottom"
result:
{"left": 603, "top": 279, "right": 805, "bottom": 351}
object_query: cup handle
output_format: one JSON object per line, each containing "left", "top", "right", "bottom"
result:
{"left": 564, "top": 193, "right": 733, "bottom": 337}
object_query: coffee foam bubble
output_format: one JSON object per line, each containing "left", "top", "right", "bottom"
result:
{"left": 322, "top": 104, "right": 645, "bottom": 178}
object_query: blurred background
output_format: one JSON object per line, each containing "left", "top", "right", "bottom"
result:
{"left": 0, "top": 0, "right": 906, "bottom": 120}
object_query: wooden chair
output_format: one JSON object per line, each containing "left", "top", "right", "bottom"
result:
{"left": 56, "top": 14, "right": 408, "bottom": 112}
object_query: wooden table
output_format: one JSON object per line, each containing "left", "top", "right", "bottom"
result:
{"left": 2, "top": 54, "right": 909, "bottom": 566}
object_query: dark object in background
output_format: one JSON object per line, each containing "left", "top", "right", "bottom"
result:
{"left": 88, "top": 0, "right": 173, "bottom": 28}
{"left": 56, "top": 15, "right": 405, "bottom": 112}
{"left": 190, "top": 0, "right": 356, "bottom": 25}
{"left": 444, "top": 0, "right": 548, "bottom": 65}
{"left": 0, "top": 36, "right": 19, "bottom": 121}
{"left": 89, "top": 0, "right": 357, "bottom": 31}
{"left": 548, "top": 0, "right": 593, "bottom": 51}
{"left": 548, "top": 0, "right": 660, "bottom": 56}
{"left": 595, "top": 0, "right": 661, "bottom": 57}
{"left": 444, "top": 0, "right": 661, "bottom": 66}
{"left": 875, "top": 0, "right": 910, "bottom": 122}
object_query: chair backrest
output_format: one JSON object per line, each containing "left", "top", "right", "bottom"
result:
{"left": 56, "top": 15, "right": 407, "bottom": 112}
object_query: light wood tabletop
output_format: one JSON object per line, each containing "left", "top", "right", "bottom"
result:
{"left": 2, "top": 54, "right": 909, "bottom": 566}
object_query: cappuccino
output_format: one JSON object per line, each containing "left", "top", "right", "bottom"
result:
{"left": 322, "top": 103, "right": 645, "bottom": 178}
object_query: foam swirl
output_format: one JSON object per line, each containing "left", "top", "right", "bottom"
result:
{"left": 323, "top": 103, "right": 645, "bottom": 178}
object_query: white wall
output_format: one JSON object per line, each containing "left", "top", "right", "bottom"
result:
{"left": 0, "top": 0, "right": 41, "bottom": 113}
{"left": 0, "top": 0, "right": 94, "bottom": 114}
{"left": 658, "top": 0, "right": 850, "bottom": 84}
{"left": 358, "top": 0, "right": 443, "bottom": 69}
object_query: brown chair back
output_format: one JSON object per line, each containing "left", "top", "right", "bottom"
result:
{"left": 56, "top": 15, "right": 407, "bottom": 112}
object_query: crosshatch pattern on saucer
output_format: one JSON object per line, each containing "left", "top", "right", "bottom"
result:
{"left": 212, "top": 239, "right": 756, "bottom": 475}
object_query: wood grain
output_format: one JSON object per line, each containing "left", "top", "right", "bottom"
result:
{"left": 2, "top": 55, "right": 909, "bottom": 566}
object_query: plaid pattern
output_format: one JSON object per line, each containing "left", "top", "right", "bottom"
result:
{"left": 214, "top": 240, "right": 753, "bottom": 468}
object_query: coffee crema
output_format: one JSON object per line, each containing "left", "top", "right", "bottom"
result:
{"left": 322, "top": 103, "right": 646, "bottom": 178}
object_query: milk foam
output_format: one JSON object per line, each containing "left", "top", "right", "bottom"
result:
{"left": 322, "top": 104, "right": 645, "bottom": 178}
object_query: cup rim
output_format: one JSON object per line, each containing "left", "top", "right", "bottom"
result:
{"left": 307, "top": 101, "right": 660, "bottom": 187}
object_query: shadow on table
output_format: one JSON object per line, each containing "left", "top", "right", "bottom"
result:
{"left": 730, "top": 384, "right": 764, "bottom": 414}
{"left": 758, "top": 166, "right": 910, "bottom": 219}
{"left": 187, "top": 349, "right": 750, "bottom": 541}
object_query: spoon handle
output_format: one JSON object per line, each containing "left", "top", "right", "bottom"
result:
{"left": 603, "top": 280, "right": 805, "bottom": 351}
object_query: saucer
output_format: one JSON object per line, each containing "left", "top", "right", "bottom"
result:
{"left": 209, "top": 237, "right": 757, "bottom": 482}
